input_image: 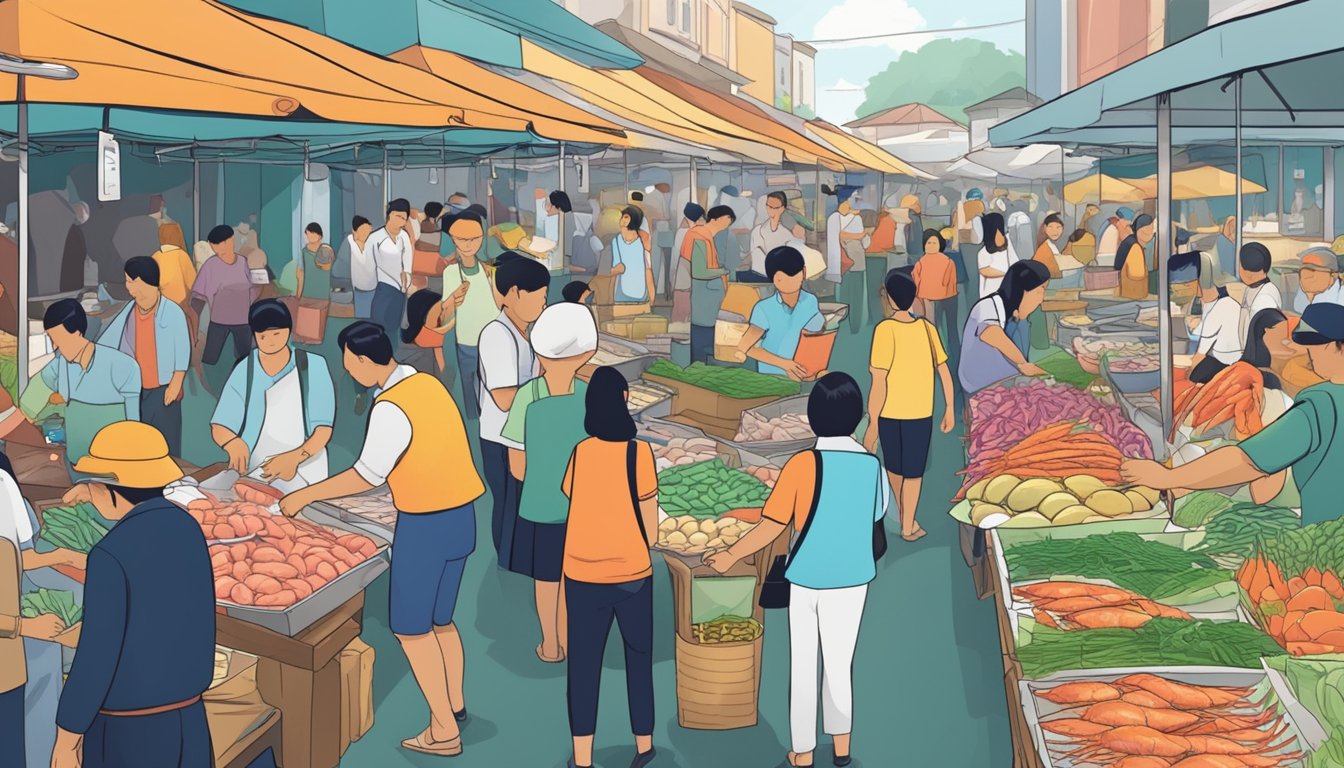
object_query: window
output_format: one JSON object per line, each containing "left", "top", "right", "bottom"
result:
{"left": 667, "top": 0, "right": 676, "bottom": 26}
{"left": 681, "top": 0, "right": 692, "bottom": 34}
{"left": 780, "top": 67, "right": 786, "bottom": 87}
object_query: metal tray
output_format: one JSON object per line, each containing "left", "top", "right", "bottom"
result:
{"left": 1020, "top": 666, "right": 1318, "bottom": 768}
{"left": 723, "top": 395, "right": 817, "bottom": 458}
{"left": 591, "top": 334, "right": 660, "bottom": 382}
{"left": 199, "top": 469, "right": 391, "bottom": 637}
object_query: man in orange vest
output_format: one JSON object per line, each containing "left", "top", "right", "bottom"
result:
{"left": 279, "top": 321, "right": 485, "bottom": 759}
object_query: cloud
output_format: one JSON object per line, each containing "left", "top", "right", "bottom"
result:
{"left": 825, "top": 78, "right": 867, "bottom": 93}
{"left": 812, "top": 0, "right": 928, "bottom": 51}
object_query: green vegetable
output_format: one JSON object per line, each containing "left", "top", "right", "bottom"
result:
{"left": 1193, "top": 504, "right": 1300, "bottom": 560}
{"left": 1034, "top": 351, "right": 1096, "bottom": 390}
{"left": 646, "top": 360, "right": 800, "bottom": 399}
{"left": 1005, "top": 531, "right": 1231, "bottom": 601}
{"left": 1018, "top": 617, "right": 1283, "bottom": 678}
{"left": 39, "top": 502, "right": 109, "bottom": 554}
{"left": 20, "top": 588, "right": 82, "bottom": 626}
{"left": 1260, "top": 516, "right": 1344, "bottom": 580}
{"left": 1172, "top": 490, "right": 1238, "bottom": 529}
{"left": 658, "top": 459, "right": 771, "bottom": 518}
{"left": 1266, "top": 655, "right": 1344, "bottom": 768}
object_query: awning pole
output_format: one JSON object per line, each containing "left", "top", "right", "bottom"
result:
{"left": 1325, "top": 148, "right": 1336, "bottom": 240}
{"left": 381, "top": 144, "right": 390, "bottom": 210}
{"left": 683, "top": 155, "right": 697, "bottom": 300}
{"left": 1157, "top": 92, "right": 1173, "bottom": 462}
{"left": 15, "top": 75, "right": 28, "bottom": 388}
{"left": 623, "top": 150, "right": 629, "bottom": 200}
{"left": 815, "top": 160, "right": 823, "bottom": 230}
{"left": 1277, "top": 144, "right": 1285, "bottom": 226}
{"left": 191, "top": 146, "right": 201, "bottom": 248}
{"left": 1235, "top": 76, "right": 1243, "bottom": 256}
{"left": 558, "top": 142, "right": 567, "bottom": 193}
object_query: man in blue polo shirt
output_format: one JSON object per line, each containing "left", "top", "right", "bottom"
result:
{"left": 737, "top": 246, "right": 824, "bottom": 380}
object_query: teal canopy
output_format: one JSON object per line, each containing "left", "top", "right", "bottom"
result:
{"left": 990, "top": 0, "right": 1344, "bottom": 148}
{"left": 223, "top": 0, "right": 641, "bottom": 69}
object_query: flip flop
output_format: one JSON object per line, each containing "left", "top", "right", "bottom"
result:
{"left": 901, "top": 529, "right": 928, "bottom": 542}
{"left": 400, "top": 731, "right": 462, "bottom": 757}
{"left": 536, "top": 643, "right": 565, "bottom": 664}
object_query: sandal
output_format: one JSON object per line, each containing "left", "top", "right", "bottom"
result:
{"left": 536, "top": 643, "right": 565, "bottom": 664}
{"left": 400, "top": 730, "right": 463, "bottom": 757}
{"left": 901, "top": 528, "right": 928, "bottom": 542}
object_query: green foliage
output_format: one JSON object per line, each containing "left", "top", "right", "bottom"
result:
{"left": 856, "top": 39, "right": 1026, "bottom": 124}
{"left": 658, "top": 459, "right": 772, "bottom": 518}
{"left": 793, "top": 103, "right": 816, "bottom": 120}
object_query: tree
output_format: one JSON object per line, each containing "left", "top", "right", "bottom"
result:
{"left": 856, "top": 38, "right": 1026, "bottom": 124}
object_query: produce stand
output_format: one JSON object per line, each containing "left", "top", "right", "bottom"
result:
{"left": 644, "top": 361, "right": 797, "bottom": 441}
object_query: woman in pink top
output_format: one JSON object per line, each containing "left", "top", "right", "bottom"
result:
{"left": 910, "top": 229, "right": 960, "bottom": 363}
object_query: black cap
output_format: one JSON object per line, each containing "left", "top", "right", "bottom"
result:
{"left": 1293, "top": 303, "right": 1344, "bottom": 346}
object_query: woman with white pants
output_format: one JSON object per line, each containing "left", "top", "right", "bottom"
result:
{"left": 707, "top": 372, "right": 888, "bottom": 767}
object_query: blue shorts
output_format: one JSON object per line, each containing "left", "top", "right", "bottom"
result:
{"left": 878, "top": 416, "right": 933, "bottom": 478}
{"left": 389, "top": 504, "right": 476, "bottom": 636}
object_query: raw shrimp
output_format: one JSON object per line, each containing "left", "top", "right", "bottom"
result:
{"left": 1039, "top": 594, "right": 1138, "bottom": 612}
{"left": 1080, "top": 701, "right": 1201, "bottom": 733}
{"left": 1014, "top": 582, "right": 1141, "bottom": 601}
{"left": 1183, "top": 733, "right": 1297, "bottom": 757}
{"left": 1167, "top": 758, "right": 1252, "bottom": 768}
{"left": 1179, "top": 710, "right": 1278, "bottom": 736}
{"left": 1114, "top": 675, "right": 1250, "bottom": 710}
{"left": 1116, "top": 758, "right": 1174, "bottom": 768}
{"left": 1066, "top": 606, "right": 1154, "bottom": 629}
{"left": 1069, "top": 726, "right": 1190, "bottom": 761}
{"left": 1132, "top": 599, "right": 1194, "bottom": 620}
{"left": 1040, "top": 718, "right": 1111, "bottom": 737}
{"left": 1124, "top": 690, "right": 1176, "bottom": 709}
{"left": 1036, "top": 681, "right": 1125, "bottom": 705}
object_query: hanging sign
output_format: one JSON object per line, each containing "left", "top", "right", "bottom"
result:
{"left": 98, "top": 131, "right": 121, "bottom": 201}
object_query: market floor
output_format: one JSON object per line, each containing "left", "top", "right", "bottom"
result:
{"left": 173, "top": 297, "right": 1012, "bottom": 767}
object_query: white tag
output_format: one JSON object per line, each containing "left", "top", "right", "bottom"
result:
{"left": 98, "top": 131, "right": 121, "bottom": 202}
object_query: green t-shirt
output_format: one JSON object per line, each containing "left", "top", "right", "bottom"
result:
{"left": 441, "top": 260, "right": 496, "bottom": 347}
{"left": 503, "top": 376, "right": 589, "bottom": 524}
{"left": 1239, "top": 383, "right": 1344, "bottom": 526}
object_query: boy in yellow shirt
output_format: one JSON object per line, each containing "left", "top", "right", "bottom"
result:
{"left": 862, "top": 270, "right": 954, "bottom": 542}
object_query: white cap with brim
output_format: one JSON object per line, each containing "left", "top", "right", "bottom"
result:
{"left": 531, "top": 302, "right": 598, "bottom": 360}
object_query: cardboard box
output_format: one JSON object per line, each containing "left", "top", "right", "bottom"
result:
{"left": 339, "top": 638, "right": 376, "bottom": 753}
{"left": 714, "top": 320, "right": 749, "bottom": 363}
{"left": 604, "top": 314, "right": 667, "bottom": 342}
{"left": 329, "top": 301, "right": 355, "bottom": 319}
{"left": 642, "top": 373, "right": 779, "bottom": 423}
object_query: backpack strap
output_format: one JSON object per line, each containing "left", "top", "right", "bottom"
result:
{"left": 235, "top": 351, "right": 255, "bottom": 442}
{"left": 626, "top": 440, "right": 648, "bottom": 545}
{"left": 296, "top": 349, "right": 310, "bottom": 436}
{"left": 785, "top": 449, "right": 825, "bottom": 568}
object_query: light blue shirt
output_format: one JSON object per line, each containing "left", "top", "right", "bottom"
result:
{"left": 210, "top": 348, "right": 336, "bottom": 453}
{"left": 783, "top": 436, "right": 888, "bottom": 591}
{"left": 96, "top": 298, "right": 191, "bottom": 388}
{"left": 40, "top": 344, "right": 141, "bottom": 420}
{"left": 1293, "top": 279, "right": 1344, "bottom": 314}
{"left": 747, "top": 290, "right": 824, "bottom": 375}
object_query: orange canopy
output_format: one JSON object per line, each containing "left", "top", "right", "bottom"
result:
{"left": 807, "top": 120, "right": 930, "bottom": 178}
{"left": 0, "top": 0, "right": 623, "bottom": 143}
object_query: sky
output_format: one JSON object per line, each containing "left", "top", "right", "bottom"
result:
{"left": 744, "top": 0, "right": 1026, "bottom": 124}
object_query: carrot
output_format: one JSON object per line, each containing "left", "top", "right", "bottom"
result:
{"left": 1289, "top": 576, "right": 1310, "bottom": 595}
{"left": 1267, "top": 560, "right": 1289, "bottom": 599}
{"left": 1323, "top": 570, "right": 1344, "bottom": 601}
{"left": 1266, "top": 613, "right": 1285, "bottom": 639}
{"left": 1299, "top": 610, "right": 1344, "bottom": 640}
{"left": 1305, "top": 567, "right": 1324, "bottom": 588}
{"left": 1289, "top": 641, "right": 1337, "bottom": 656}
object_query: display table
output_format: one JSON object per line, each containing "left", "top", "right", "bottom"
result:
{"left": 985, "top": 536, "right": 1046, "bottom": 768}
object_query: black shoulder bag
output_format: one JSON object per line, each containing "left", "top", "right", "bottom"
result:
{"left": 626, "top": 440, "right": 649, "bottom": 545}
{"left": 758, "top": 449, "right": 824, "bottom": 609}
{"left": 236, "top": 349, "right": 310, "bottom": 442}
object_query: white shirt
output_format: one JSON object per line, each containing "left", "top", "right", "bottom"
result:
{"left": 1240, "top": 280, "right": 1283, "bottom": 344}
{"left": 364, "top": 227, "right": 413, "bottom": 291}
{"left": 477, "top": 312, "right": 537, "bottom": 447}
{"left": 750, "top": 219, "right": 799, "bottom": 277}
{"left": 968, "top": 293, "right": 1008, "bottom": 330}
{"left": 354, "top": 364, "right": 417, "bottom": 486}
{"left": 815, "top": 435, "right": 891, "bottom": 514}
{"left": 978, "top": 242, "right": 1015, "bottom": 298}
{"left": 348, "top": 233, "right": 376, "bottom": 291}
{"left": 1293, "top": 278, "right": 1344, "bottom": 314}
{"left": 1194, "top": 295, "right": 1245, "bottom": 364}
{"left": 825, "top": 211, "right": 860, "bottom": 283}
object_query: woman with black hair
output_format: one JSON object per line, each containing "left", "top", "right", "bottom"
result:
{"left": 610, "top": 206, "right": 653, "bottom": 303}
{"left": 958, "top": 260, "right": 1051, "bottom": 395}
{"left": 536, "top": 189, "right": 573, "bottom": 272}
{"left": 401, "top": 289, "right": 457, "bottom": 377}
{"left": 209, "top": 299, "right": 336, "bottom": 492}
{"left": 976, "top": 212, "right": 1015, "bottom": 297}
{"left": 561, "top": 366, "right": 658, "bottom": 768}
{"left": 1188, "top": 252, "right": 1244, "bottom": 384}
{"left": 708, "top": 372, "right": 888, "bottom": 768}
{"left": 1242, "top": 308, "right": 1296, "bottom": 407}
{"left": 1115, "top": 213, "right": 1155, "bottom": 300}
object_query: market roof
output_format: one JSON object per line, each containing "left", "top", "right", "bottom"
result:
{"left": 989, "top": 0, "right": 1344, "bottom": 148}
{"left": 845, "top": 103, "right": 962, "bottom": 130}
{"left": 805, "top": 119, "right": 932, "bottom": 179}
{"left": 596, "top": 20, "right": 748, "bottom": 92}
{"left": 964, "top": 87, "right": 1043, "bottom": 115}
{"left": 221, "top": 0, "right": 642, "bottom": 70}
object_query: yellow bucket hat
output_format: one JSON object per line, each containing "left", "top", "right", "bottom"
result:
{"left": 72, "top": 421, "right": 184, "bottom": 488}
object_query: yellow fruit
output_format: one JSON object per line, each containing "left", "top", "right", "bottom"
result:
{"left": 1132, "top": 486, "right": 1161, "bottom": 506}
{"left": 983, "top": 475, "right": 1021, "bottom": 505}
{"left": 966, "top": 477, "right": 991, "bottom": 502}
{"left": 1085, "top": 489, "right": 1134, "bottom": 518}
{"left": 665, "top": 531, "right": 688, "bottom": 545}
{"left": 1006, "top": 479, "right": 1065, "bottom": 513}
{"left": 999, "top": 511, "right": 1051, "bottom": 528}
{"left": 1124, "top": 490, "right": 1153, "bottom": 513}
{"left": 687, "top": 532, "right": 710, "bottom": 547}
{"left": 699, "top": 519, "right": 719, "bottom": 535}
{"left": 706, "top": 537, "right": 725, "bottom": 549}
{"left": 1051, "top": 505, "right": 1095, "bottom": 526}
{"left": 679, "top": 520, "right": 701, "bottom": 536}
{"left": 970, "top": 503, "right": 1008, "bottom": 526}
{"left": 1064, "top": 475, "right": 1107, "bottom": 499}
{"left": 1037, "top": 492, "right": 1081, "bottom": 520}
{"left": 1082, "top": 514, "right": 1110, "bottom": 523}
{"left": 658, "top": 518, "right": 678, "bottom": 533}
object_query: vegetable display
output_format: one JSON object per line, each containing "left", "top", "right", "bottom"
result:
{"left": 1238, "top": 550, "right": 1344, "bottom": 656}
{"left": 966, "top": 470, "right": 1160, "bottom": 528}
{"left": 735, "top": 411, "right": 811, "bottom": 443}
{"left": 1173, "top": 361, "right": 1266, "bottom": 439}
{"left": 657, "top": 459, "right": 771, "bottom": 519}
{"left": 656, "top": 514, "right": 756, "bottom": 557}
{"left": 646, "top": 360, "right": 800, "bottom": 399}
{"left": 969, "top": 422, "right": 1126, "bottom": 485}
{"left": 691, "top": 616, "right": 763, "bottom": 644}
{"left": 39, "top": 502, "right": 109, "bottom": 553}
{"left": 1193, "top": 505, "right": 1300, "bottom": 560}
{"left": 1018, "top": 618, "right": 1285, "bottom": 678}
{"left": 1172, "top": 491, "right": 1239, "bottom": 530}
{"left": 21, "top": 588, "right": 82, "bottom": 626}
{"left": 1034, "top": 674, "right": 1309, "bottom": 766}
{"left": 199, "top": 483, "right": 381, "bottom": 609}
{"left": 1265, "top": 656, "right": 1344, "bottom": 768}
{"left": 1035, "top": 350, "right": 1097, "bottom": 390}
{"left": 1005, "top": 532, "right": 1232, "bottom": 602}
{"left": 1012, "top": 582, "right": 1193, "bottom": 630}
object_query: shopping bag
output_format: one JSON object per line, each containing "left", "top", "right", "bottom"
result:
{"left": 793, "top": 331, "right": 836, "bottom": 377}
{"left": 800, "top": 245, "right": 827, "bottom": 280}
{"left": 412, "top": 248, "right": 447, "bottom": 277}
{"left": 294, "top": 299, "right": 329, "bottom": 345}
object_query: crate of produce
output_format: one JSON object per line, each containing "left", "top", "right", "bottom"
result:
{"left": 638, "top": 420, "right": 738, "bottom": 470}
{"left": 626, "top": 379, "right": 674, "bottom": 420}
{"left": 1021, "top": 667, "right": 1318, "bottom": 767}
{"left": 644, "top": 360, "right": 798, "bottom": 424}
{"left": 653, "top": 458, "right": 772, "bottom": 564}
{"left": 1238, "top": 516, "right": 1344, "bottom": 657}
{"left": 192, "top": 468, "right": 390, "bottom": 637}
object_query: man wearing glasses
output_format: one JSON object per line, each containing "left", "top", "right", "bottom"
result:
{"left": 440, "top": 211, "right": 495, "bottom": 419}
{"left": 743, "top": 191, "right": 805, "bottom": 284}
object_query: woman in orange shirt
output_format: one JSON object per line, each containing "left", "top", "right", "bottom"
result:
{"left": 560, "top": 366, "right": 658, "bottom": 768}
{"left": 401, "top": 288, "right": 462, "bottom": 379}
{"left": 1115, "top": 213, "right": 1155, "bottom": 300}
{"left": 1032, "top": 213, "right": 1065, "bottom": 279}
{"left": 910, "top": 229, "right": 960, "bottom": 363}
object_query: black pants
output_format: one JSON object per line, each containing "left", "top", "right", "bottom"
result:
{"left": 202, "top": 323, "right": 251, "bottom": 365}
{"left": 566, "top": 578, "right": 654, "bottom": 738}
{"left": 140, "top": 386, "right": 183, "bottom": 457}
{"left": 0, "top": 684, "right": 22, "bottom": 768}
{"left": 1189, "top": 355, "right": 1229, "bottom": 385}
{"left": 690, "top": 324, "right": 714, "bottom": 365}
{"left": 480, "top": 439, "right": 521, "bottom": 569}
{"left": 929, "top": 295, "right": 961, "bottom": 366}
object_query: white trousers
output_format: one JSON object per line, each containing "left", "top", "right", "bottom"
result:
{"left": 788, "top": 583, "right": 869, "bottom": 754}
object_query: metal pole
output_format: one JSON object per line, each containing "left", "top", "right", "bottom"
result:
{"left": 1157, "top": 93, "right": 1173, "bottom": 462}
{"left": 1277, "top": 143, "right": 1285, "bottom": 226}
{"left": 381, "top": 144, "right": 389, "bottom": 209}
{"left": 558, "top": 142, "right": 567, "bottom": 193}
{"left": 814, "top": 160, "right": 823, "bottom": 230}
{"left": 191, "top": 148, "right": 201, "bottom": 247}
{"left": 557, "top": 141, "right": 567, "bottom": 272}
{"left": 623, "top": 150, "right": 629, "bottom": 200}
{"left": 1235, "top": 76, "right": 1243, "bottom": 256}
{"left": 1325, "top": 147, "right": 1336, "bottom": 240}
{"left": 15, "top": 75, "right": 28, "bottom": 388}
